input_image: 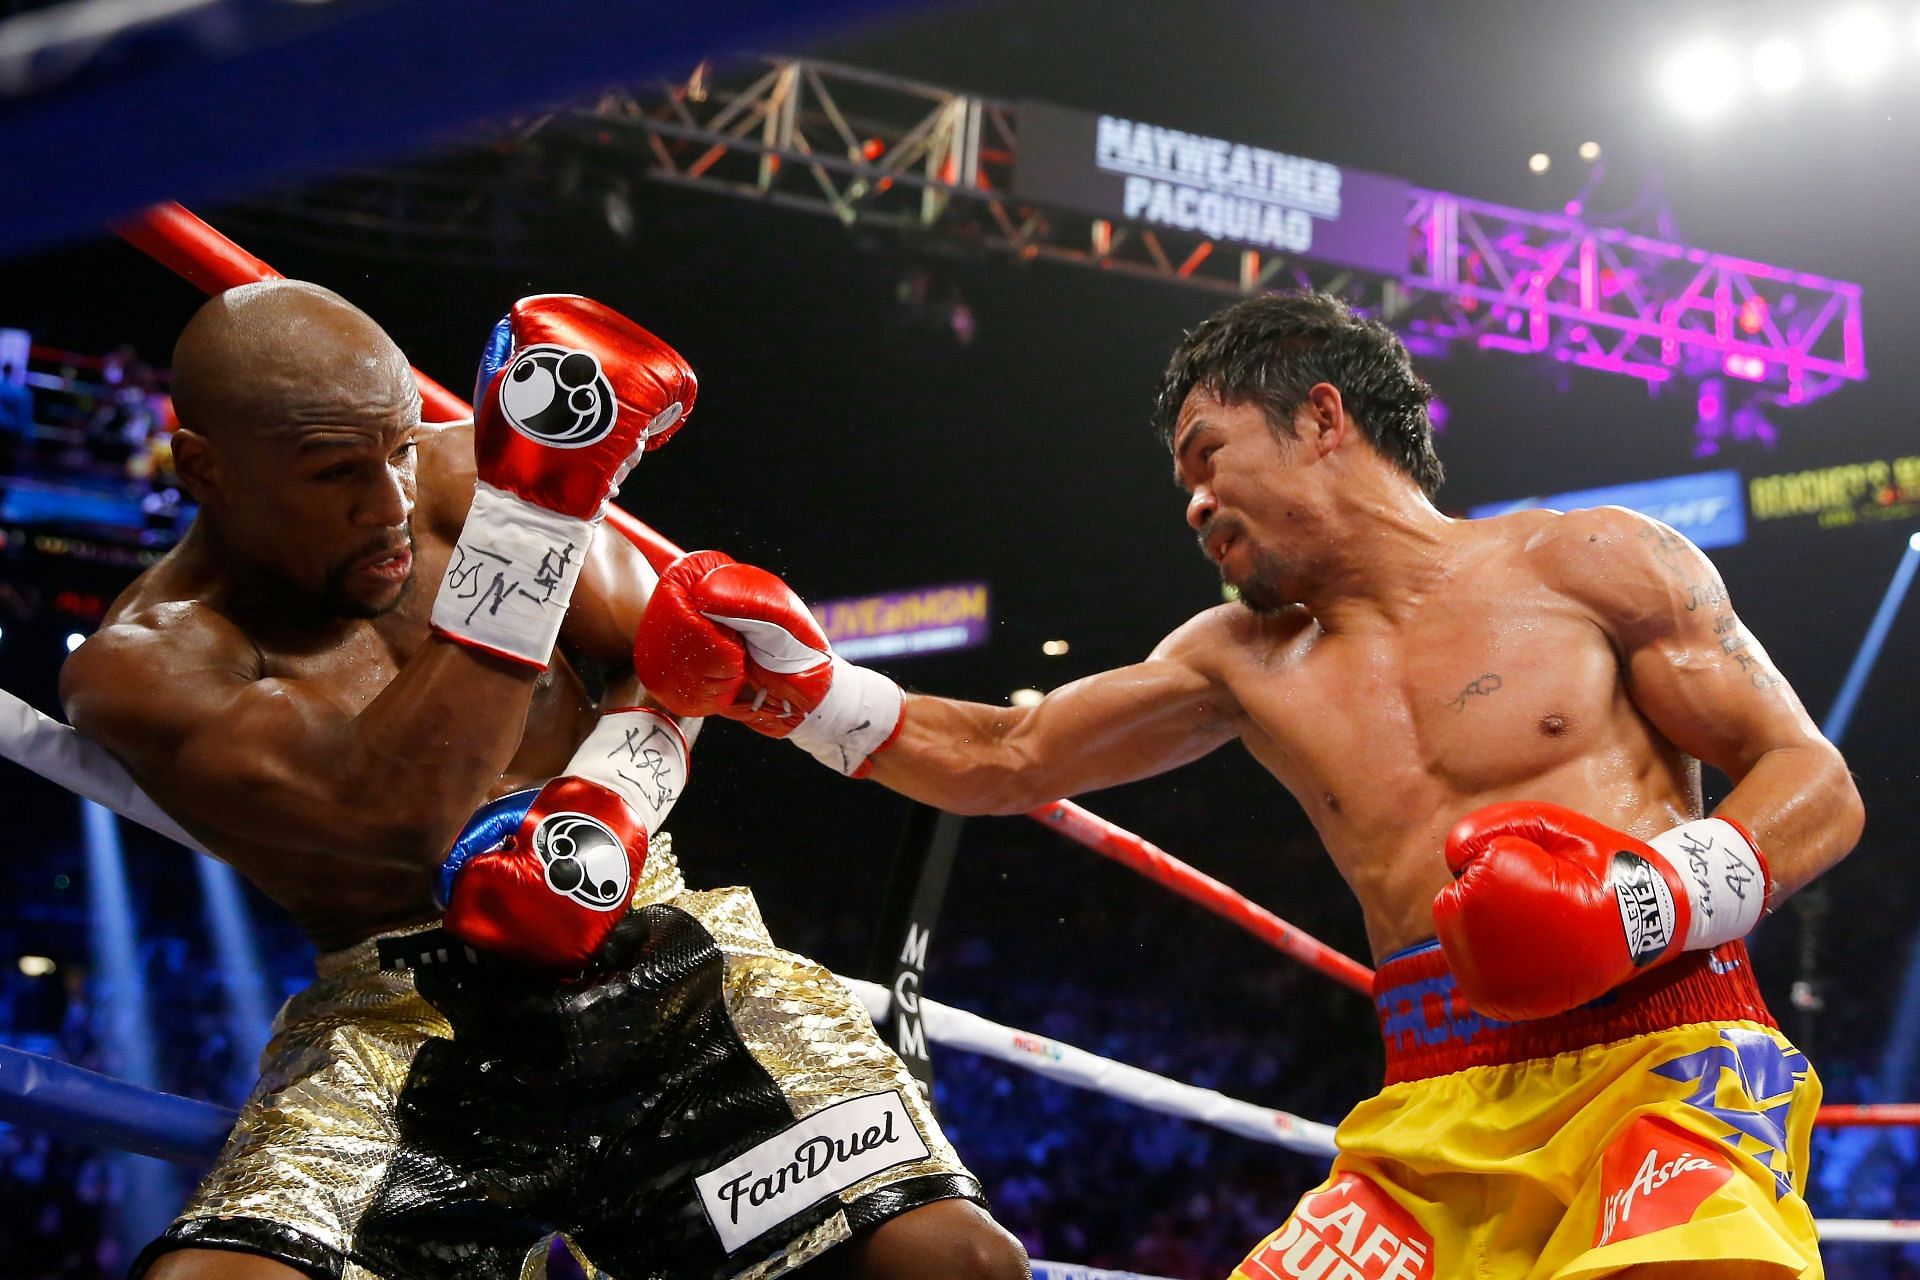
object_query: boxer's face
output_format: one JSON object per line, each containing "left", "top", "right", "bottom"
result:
{"left": 1173, "top": 387, "right": 1318, "bottom": 614}
{"left": 181, "top": 375, "right": 421, "bottom": 620}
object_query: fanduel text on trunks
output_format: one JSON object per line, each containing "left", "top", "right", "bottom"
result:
{"left": 695, "top": 1091, "right": 929, "bottom": 1252}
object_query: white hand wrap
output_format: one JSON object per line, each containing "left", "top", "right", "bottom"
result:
{"left": 787, "top": 658, "right": 904, "bottom": 777}
{"left": 430, "top": 482, "right": 596, "bottom": 668}
{"left": 566, "top": 707, "right": 693, "bottom": 833}
{"left": 1646, "top": 817, "right": 1770, "bottom": 951}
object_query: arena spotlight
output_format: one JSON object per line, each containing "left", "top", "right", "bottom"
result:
{"left": 1577, "top": 140, "right": 1602, "bottom": 162}
{"left": 1658, "top": 40, "right": 1740, "bottom": 121}
{"left": 83, "top": 799, "right": 185, "bottom": 1253}
{"left": 1010, "top": 688, "right": 1044, "bottom": 708}
{"left": 1823, "top": 536, "right": 1920, "bottom": 746}
{"left": 1823, "top": 9, "right": 1895, "bottom": 82}
{"left": 63, "top": 631, "right": 84, "bottom": 652}
{"left": 1527, "top": 152, "right": 1551, "bottom": 174}
{"left": 1752, "top": 36, "right": 1807, "bottom": 93}
{"left": 16, "top": 955, "right": 55, "bottom": 977}
{"left": 1042, "top": 639, "right": 1071, "bottom": 656}
{"left": 197, "top": 857, "right": 275, "bottom": 1103}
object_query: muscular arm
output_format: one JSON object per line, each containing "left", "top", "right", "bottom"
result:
{"left": 866, "top": 609, "right": 1242, "bottom": 815}
{"left": 1550, "top": 508, "right": 1864, "bottom": 900}
{"left": 61, "top": 604, "right": 539, "bottom": 866}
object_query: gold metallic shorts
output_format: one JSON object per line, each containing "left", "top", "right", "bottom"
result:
{"left": 132, "top": 837, "right": 982, "bottom": 1280}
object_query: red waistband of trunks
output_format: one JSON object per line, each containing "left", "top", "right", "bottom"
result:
{"left": 1372, "top": 939, "right": 1775, "bottom": 1085}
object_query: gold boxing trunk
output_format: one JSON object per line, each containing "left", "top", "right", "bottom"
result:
{"left": 131, "top": 837, "right": 982, "bottom": 1280}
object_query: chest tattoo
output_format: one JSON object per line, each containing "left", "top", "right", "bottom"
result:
{"left": 1448, "top": 672, "right": 1504, "bottom": 712}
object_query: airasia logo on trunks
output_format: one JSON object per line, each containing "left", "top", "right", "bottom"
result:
{"left": 695, "top": 1091, "right": 929, "bottom": 1253}
{"left": 1243, "top": 1173, "right": 1433, "bottom": 1280}
{"left": 1593, "top": 1116, "right": 1732, "bottom": 1247}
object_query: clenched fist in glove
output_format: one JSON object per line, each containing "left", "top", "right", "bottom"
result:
{"left": 432, "top": 296, "right": 695, "bottom": 668}
{"left": 1432, "top": 801, "right": 1770, "bottom": 1021}
{"left": 631, "top": 551, "right": 904, "bottom": 777}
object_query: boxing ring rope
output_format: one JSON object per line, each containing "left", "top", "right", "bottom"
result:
{"left": 1027, "top": 800, "right": 1374, "bottom": 994}
{"left": 0, "top": 201, "right": 1869, "bottom": 1253}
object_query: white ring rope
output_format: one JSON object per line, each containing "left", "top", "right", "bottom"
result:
{"left": 842, "top": 977, "right": 1339, "bottom": 1158}
{"left": 1, "top": 688, "right": 1913, "bottom": 1246}
{"left": 1814, "top": 1219, "right": 1920, "bottom": 1243}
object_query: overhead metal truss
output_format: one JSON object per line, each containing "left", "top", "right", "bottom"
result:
{"left": 567, "top": 56, "right": 1865, "bottom": 411}
{"left": 1406, "top": 191, "right": 1863, "bottom": 407}
{"left": 221, "top": 54, "right": 1865, "bottom": 416}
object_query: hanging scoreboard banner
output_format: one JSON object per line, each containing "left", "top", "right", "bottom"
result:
{"left": 1015, "top": 100, "right": 1412, "bottom": 276}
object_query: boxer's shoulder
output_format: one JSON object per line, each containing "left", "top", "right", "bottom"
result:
{"left": 75, "top": 591, "right": 258, "bottom": 679}
{"left": 413, "top": 417, "right": 477, "bottom": 539}
{"left": 1517, "top": 504, "right": 1691, "bottom": 575}
{"left": 1515, "top": 505, "right": 1716, "bottom": 638}
{"left": 61, "top": 597, "right": 265, "bottom": 762}
{"left": 1156, "top": 601, "right": 1310, "bottom": 675}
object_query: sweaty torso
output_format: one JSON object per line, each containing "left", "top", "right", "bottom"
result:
{"left": 95, "top": 425, "right": 639, "bottom": 949}
{"left": 1209, "top": 513, "right": 1698, "bottom": 961}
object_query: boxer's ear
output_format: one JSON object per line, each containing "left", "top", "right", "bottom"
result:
{"left": 169, "top": 428, "right": 219, "bottom": 503}
{"left": 1298, "top": 382, "right": 1347, "bottom": 460}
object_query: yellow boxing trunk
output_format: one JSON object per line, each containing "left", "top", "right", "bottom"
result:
{"left": 1233, "top": 940, "right": 1821, "bottom": 1279}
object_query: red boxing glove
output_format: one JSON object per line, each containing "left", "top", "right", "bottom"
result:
{"left": 470, "top": 295, "right": 695, "bottom": 521}
{"left": 633, "top": 551, "right": 903, "bottom": 777}
{"left": 433, "top": 296, "right": 696, "bottom": 667}
{"left": 439, "top": 707, "right": 692, "bottom": 971}
{"left": 631, "top": 551, "right": 752, "bottom": 718}
{"left": 1432, "top": 801, "right": 1770, "bottom": 1021}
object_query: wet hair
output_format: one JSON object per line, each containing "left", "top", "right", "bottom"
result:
{"left": 1152, "top": 291, "right": 1444, "bottom": 498}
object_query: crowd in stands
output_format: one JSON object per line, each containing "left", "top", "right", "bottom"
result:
{"left": 0, "top": 339, "right": 191, "bottom": 545}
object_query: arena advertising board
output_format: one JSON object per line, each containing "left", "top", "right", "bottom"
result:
{"left": 1747, "top": 454, "right": 1920, "bottom": 530}
{"left": 811, "top": 582, "right": 990, "bottom": 660}
{"left": 1469, "top": 470, "right": 1746, "bottom": 550}
{"left": 1014, "top": 101, "right": 1411, "bottom": 275}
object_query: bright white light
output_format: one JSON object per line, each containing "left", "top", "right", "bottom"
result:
{"left": 1752, "top": 37, "right": 1806, "bottom": 93}
{"left": 1659, "top": 40, "right": 1741, "bottom": 121}
{"left": 1824, "top": 9, "right": 1894, "bottom": 82}
{"left": 1909, "top": 530, "right": 1920, "bottom": 552}
{"left": 1041, "top": 639, "right": 1070, "bottom": 656}
{"left": 1010, "top": 688, "right": 1044, "bottom": 708}
{"left": 1577, "top": 140, "right": 1602, "bottom": 162}
{"left": 1527, "top": 152, "right": 1551, "bottom": 174}
{"left": 63, "top": 632, "right": 84, "bottom": 653}
{"left": 17, "top": 956, "right": 55, "bottom": 977}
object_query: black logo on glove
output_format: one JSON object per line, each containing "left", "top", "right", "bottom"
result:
{"left": 498, "top": 344, "right": 617, "bottom": 448}
{"left": 1611, "top": 851, "right": 1676, "bottom": 966}
{"left": 533, "top": 812, "right": 630, "bottom": 911}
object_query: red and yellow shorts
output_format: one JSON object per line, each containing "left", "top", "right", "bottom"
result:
{"left": 1233, "top": 940, "right": 1822, "bottom": 1280}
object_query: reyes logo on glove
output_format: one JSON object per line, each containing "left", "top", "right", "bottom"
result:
{"left": 533, "top": 811, "right": 630, "bottom": 910}
{"left": 498, "top": 344, "right": 619, "bottom": 447}
{"left": 1611, "top": 851, "right": 1676, "bottom": 966}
